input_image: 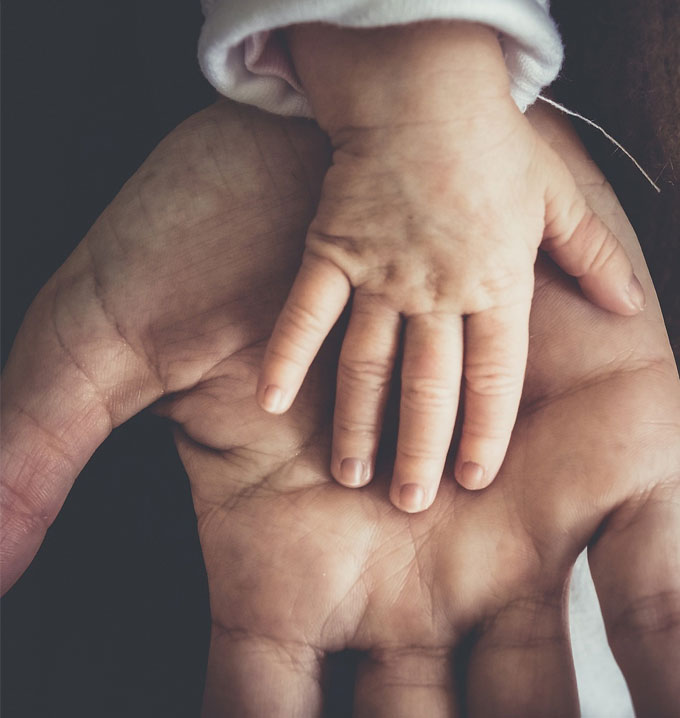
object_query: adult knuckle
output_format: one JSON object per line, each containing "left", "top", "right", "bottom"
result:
{"left": 609, "top": 590, "right": 680, "bottom": 645}
{"left": 0, "top": 479, "right": 51, "bottom": 539}
{"left": 482, "top": 594, "right": 566, "bottom": 652}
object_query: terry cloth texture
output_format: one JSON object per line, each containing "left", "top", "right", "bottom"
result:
{"left": 198, "top": 0, "right": 563, "bottom": 115}
{"left": 552, "top": 0, "right": 680, "bottom": 365}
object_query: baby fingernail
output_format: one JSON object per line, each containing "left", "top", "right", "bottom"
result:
{"left": 399, "top": 484, "right": 426, "bottom": 512}
{"left": 626, "top": 275, "right": 645, "bottom": 312}
{"left": 340, "top": 458, "right": 366, "bottom": 486}
{"left": 261, "top": 385, "right": 283, "bottom": 413}
{"left": 460, "top": 461, "right": 486, "bottom": 489}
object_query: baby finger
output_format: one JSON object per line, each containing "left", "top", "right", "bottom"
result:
{"left": 390, "top": 313, "right": 463, "bottom": 513}
{"left": 258, "top": 252, "right": 351, "bottom": 414}
{"left": 455, "top": 301, "right": 531, "bottom": 490}
{"left": 332, "top": 293, "right": 401, "bottom": 487}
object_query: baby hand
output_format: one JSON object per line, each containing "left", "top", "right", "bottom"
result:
{"left": 256, "top": 22, "right": 644, "bottom": 512}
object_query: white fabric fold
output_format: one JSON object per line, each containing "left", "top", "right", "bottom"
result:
{"left": 198, "top": 0, "right": 563, "bottom": 116}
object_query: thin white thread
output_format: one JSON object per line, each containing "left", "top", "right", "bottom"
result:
{"left": 537, "top": 94, "right": 661, "bottom": 193}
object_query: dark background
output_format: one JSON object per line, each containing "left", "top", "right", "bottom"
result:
{"left": 2, "top": 2, "right": 214, "bottom": 716}
{"left": 551, "top": 0, "right": 680, "bottom": 362}
{"left": 2, "top": 1, "right": 678, "bottom": 717}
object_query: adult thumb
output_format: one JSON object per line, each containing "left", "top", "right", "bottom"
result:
{"left": 1, "top": 241, "right": 163, "bottom": 594}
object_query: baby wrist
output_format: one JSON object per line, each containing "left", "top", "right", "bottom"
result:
{"left": 286, "top": 21, "right": 513, "bottom": 136}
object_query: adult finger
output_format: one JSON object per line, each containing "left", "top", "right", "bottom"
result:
{"left": 390, "top": 313, "right": 463, "bottom": 513}
{"left": 353, "top": 647, "right": 458, "bottom": 718}
{"left": 541, "top": 149, "right": 644, "bottom": 316}
{"left": 588, "top": 487, "right": 680, "bottom": 717}
{"left": 257, "top": 251, "right": 351, "bottom": 414}
{"left": 1, "top": 256, "right": 163, "bottom": 594}
{"left": 455, "top": 301, "right": 531, "bottom": 490}
{"left": 202, "top": 628, "right": 323, "bottom": 717}
{"left": 466, "top": 593, "right": 579, "bottom": 717}
{"left": 331, "top": 293, "right": 400, "bottom": 487}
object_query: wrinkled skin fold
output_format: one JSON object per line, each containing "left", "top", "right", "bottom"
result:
{"left": 2, "top": 100, "right": 679, "bottom": 716}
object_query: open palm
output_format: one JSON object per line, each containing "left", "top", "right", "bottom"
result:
{"left": 2, "top": 101, "right": 679, "bottom": 716}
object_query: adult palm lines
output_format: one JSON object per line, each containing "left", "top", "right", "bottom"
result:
{"left": 2, "top": 101, "right": 679, "bottom": 716}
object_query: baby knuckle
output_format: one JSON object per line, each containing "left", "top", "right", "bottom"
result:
{"left": 265, "top": 343, "right": 309, "bottom": 369}
{"left": 462, "top": 418, "right": 508, "bottom": 442}
{"left": 479, "top": 269, "right": 529, "bottom": 298}
{"left": 279, "top": 300, "right": 326, "bottom": 339}
{"left": 397, "top": 442, "right": 442, "bottom": 462}
{"left": 560, "top": 210, "right": 613, "bottom": 273}
{"left": 585, "top": 230, "right": 620, "bottom": 275}
{"left": 338, "top": 356, "right": 392, "bottom": 388}
{"left": 307, "top": 230, "right": 361, "bottom": 258}
{"left": 546, "top": 194, "right": 588, "bottom": 248}
{"left": 401, "top": 378, "right": 456, "bottom": 411}
{"left": 465, "top": 364, "right": 519, "bottom": 397}
{"left": 573, "top": 209, "right": 605, "bottom": 245}
{"left": 334, "top": 414, "right": 377, "bottom": 438}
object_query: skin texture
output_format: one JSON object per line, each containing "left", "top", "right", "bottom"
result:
{"left": 257, "top": 22, "right": 646, "bottom": 511}
{"left": 1, "top": 100, "right": 679, "bottom": 715}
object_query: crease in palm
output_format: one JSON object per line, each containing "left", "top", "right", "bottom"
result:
{"left": 3, "top": 99, "right": 679, "bottom": 715}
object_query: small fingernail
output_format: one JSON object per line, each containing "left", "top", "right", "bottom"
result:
{"left": 261, "top": 385, "right": 283, "bottom": 413}
{"left": 626, "top": 275, "right": 645, "bottom": 312}
{"left": 460, "top": 461, "right": 486, "bottom": 489}
{"left": 340, "top": 458, "right": 366, "bottom": 487}
{"left": 399, "top": 483, "right": 426, "bottom": 512}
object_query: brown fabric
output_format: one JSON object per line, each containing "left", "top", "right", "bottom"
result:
{"left": 551, "top": 0, "right": 680, "bottom": 364}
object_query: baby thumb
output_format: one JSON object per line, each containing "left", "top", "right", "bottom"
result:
{"left": 540, "top": 151, "right": 644, "bottom": 316}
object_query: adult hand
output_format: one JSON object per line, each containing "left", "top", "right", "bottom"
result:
{"left": 2, "top": 100, "right": 679, "bottom": 716}
{"left": 1, "top": 103, "right": 328, "bottom": 592}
